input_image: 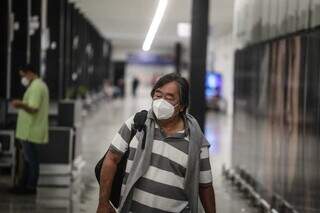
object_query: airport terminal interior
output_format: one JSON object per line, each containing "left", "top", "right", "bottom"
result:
{"left": 0, "top": 0, "right": 320, "bottom": 213}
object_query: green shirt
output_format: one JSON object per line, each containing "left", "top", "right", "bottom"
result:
{"left": 16, "top": 78, "right": 49, "bottom": 144}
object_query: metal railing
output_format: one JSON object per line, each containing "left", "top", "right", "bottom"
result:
{"left": 222, "top": 165, "right": 299, "bottom": 213}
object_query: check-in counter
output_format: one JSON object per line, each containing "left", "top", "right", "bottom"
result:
{"left": 37, "top": 101, "right": 85, "bottom": 203}
{"left": 38, "top": 127, "right": 74, "bottom": 184}
{"left": 38, "top": 127, "right": 85, "bottom": 186}
{"left": 37, "top": 126, "right": 85, "bottom": 204}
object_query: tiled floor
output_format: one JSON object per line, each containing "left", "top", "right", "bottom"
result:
{"left": 0, "top": 87, "right": 259, "bottom": 213}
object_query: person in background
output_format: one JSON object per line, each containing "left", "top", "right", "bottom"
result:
{"left": 10, "top": 64, "right": 49, "bottom": 194}
{"left": 103, "top": 80, "right": 115, "bottom": 101}
{"left": 117, "top": 79, "right": 125, "bottom": 98}
{"left": 97, "top": 73, "right": 216, "bottom": 213}
{"left": 132, "top": 77, "right": 140, "bottom": 97}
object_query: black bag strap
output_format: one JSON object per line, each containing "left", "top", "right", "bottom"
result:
{"left": 131, "top": 110, "right": 148, "bottom": 149}
{"left": 133, "top": 110, "right": 148, "bottom": 131}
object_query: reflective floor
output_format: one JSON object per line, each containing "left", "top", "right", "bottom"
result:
{"left": 0, "top": 86, "right": 259, "bottom": 213}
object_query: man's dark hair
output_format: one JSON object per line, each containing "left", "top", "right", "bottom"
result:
{"left": 151, "top": 73, "right": 189, "bottom": 115}
{"left": 19, "top": 64, "right": 36, "bottom": 74}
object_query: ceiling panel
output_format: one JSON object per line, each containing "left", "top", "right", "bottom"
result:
{"left": 73, "top": 0, "right": 234, "bottom": 52}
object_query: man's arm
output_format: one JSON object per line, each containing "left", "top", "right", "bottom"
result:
{"left": 199, "top": 183, "right": 216, "bottom": 213}
{"left": 97, "top": 150, "right": 122, "bottom": 213}
{"left": 11, "top": 100, "right": 38, "bottom": 114}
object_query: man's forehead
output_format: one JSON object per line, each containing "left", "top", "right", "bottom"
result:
{"left": 156, "top": 82, "right": 179, "bottom": 94}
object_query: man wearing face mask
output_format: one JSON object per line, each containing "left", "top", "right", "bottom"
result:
{"left": 97, "top": 73, "right": 216, "bottom": 213}
{"left": 10, "top": 64, "right": 49, "bottom": 194}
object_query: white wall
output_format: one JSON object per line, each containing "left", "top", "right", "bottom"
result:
{"left": 125, "top": 64, "right": 175, "bottom": 97}
{"left": 207, "top": 33, "right": 235, "bottom": 115}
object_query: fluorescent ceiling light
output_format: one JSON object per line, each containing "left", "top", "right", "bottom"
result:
{"left": 177, "top": 22, "right": 191, "bottom": 37}
{"left": 142, "top": 0, "right": 168, "bottom": 51}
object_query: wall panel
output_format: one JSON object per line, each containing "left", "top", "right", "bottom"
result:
{"left": 234, "top": 0, "right": 319, "bottom": 46}
{"left": 233, "top": 30, "right": 320, "bottom": 212}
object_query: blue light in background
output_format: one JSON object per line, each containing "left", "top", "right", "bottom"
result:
{"left": 205, "top": 72, "right": 222, "bottom": 98}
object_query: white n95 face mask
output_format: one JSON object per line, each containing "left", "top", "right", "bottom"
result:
{"left": 21, "top": 77, "right": 30, "bottom": 87}
{"left": 152, "top": 99, "right": 176, "bottom": 120}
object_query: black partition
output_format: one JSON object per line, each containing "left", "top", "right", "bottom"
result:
{"left": 46, "top": 0, "right": 66, "bottom": 100}
{"left": 38, "top": 128, "right": 73, "bottom": 164}
{"left": 30, "top": 0, "right": 42, "bottom": 76}
{"left": 0, "top": 0, "right": 10, "bottom": 98}
{"left": 233, "top": 30, "right": 320, "bottom": 212}
{"left": 10, "top": 0, "right": 29, "bottom": 99}
{"left": 4, "top": 0, "right": 111, "bottom": 101}
{"left": 60, "top": 3, "right": 111, "bottom": 99}
{"left": 9, "top": 0, "right": 51, "bottom": 99}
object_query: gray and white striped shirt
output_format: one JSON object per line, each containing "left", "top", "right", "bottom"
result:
{"left": 110, "top": 116, "right": 212, "bottom": 213}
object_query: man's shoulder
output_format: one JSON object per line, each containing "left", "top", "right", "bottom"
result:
{"left": 33, "top": 79, "right": 48, "bottom": 91}
{"left": 37, "top": 78, "right": 47, "bottom": 86}
{"left": 185, "top": 113, "right": 199, "bottom": 126}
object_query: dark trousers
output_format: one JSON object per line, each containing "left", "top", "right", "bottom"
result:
{"left": 19, "top": 141, "right": 40, "bottom": 189}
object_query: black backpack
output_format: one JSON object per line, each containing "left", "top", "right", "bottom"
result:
{"left": 94, "top": 110, "right": 148, "bottom": 208}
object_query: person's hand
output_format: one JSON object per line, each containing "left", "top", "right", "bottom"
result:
{"left": 11, "top": 100, "right": 24, "bottom": 109}
{"left": 96, "top": 202, "right": 116, "bottom": 213}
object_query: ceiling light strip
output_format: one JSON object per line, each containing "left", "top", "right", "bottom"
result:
{"left": 142, "top": 0, "right": 168, "bottom": 51}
